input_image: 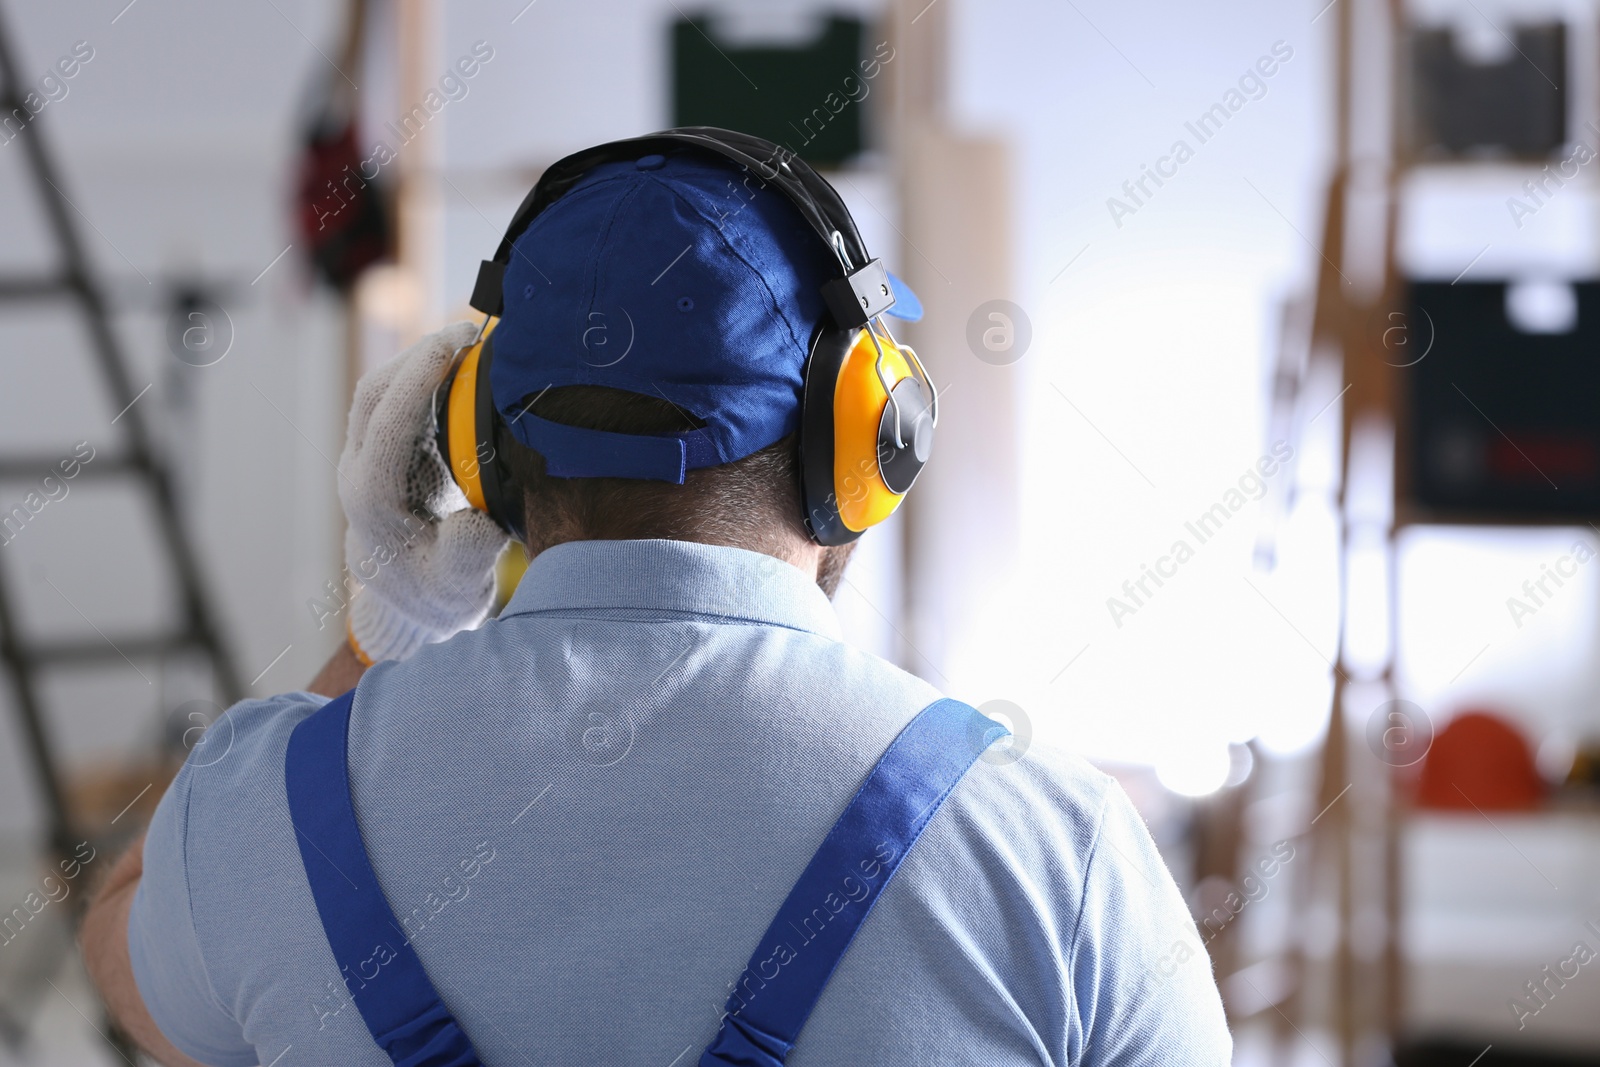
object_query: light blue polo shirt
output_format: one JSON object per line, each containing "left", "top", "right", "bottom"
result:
{"left": 129, "top": 539, "right": 1231, "bottom": 1066}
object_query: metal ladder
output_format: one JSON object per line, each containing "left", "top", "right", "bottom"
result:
{"left": 0, "top": 2, "right": 244, "bottom": 1052}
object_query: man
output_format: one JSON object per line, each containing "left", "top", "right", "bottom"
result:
{"left": 82, "top": 134, "right": 1231, "bottom": 1065}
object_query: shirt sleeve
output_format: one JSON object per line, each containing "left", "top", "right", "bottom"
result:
{"left": 1069, "top": 783, "right": 1233, "bottom": 1066}
{"left": 127, "top": 757, "right": 258, "bottom": 1067}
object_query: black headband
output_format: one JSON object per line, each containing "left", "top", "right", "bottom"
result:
{"left": 468, "top": 126, "right": 896, "bottom": 330}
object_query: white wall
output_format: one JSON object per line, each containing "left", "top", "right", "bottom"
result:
{"left": 943, "top": 0, "right": 1334, "bottom": 783}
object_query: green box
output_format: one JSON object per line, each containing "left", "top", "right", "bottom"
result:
{"left": 672, "top": 14, "right": 867, "bottom": 167}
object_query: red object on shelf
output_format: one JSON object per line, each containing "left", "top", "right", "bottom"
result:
{"left": 294, "top": 118, "right": 391, "bottom": 293}
{"left": 1415, "top": 710, "right": 1544, "bottom": 811}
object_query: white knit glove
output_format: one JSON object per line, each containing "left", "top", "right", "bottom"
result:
{"left": 338, "top": 321, "right": 510, "bottom": 664}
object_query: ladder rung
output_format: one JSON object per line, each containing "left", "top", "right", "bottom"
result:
{"left": 27, "top": 634, "right": 200, "bottom": 666}
{"left": 0, "top": 275, "right": 76, "bottom": 300}
{"left": 0, "top": 455, "right": 141, "bottom": 481}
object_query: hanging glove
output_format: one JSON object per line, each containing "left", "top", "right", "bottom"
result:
{"left": 338, "top": 321, "right": 510, "bottom": 664}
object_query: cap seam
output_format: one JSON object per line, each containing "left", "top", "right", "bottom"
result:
{"left": 651, "top": 173, "right": 816, "bottom": 376}
{"left": 514, "top": 175, "right": 634, "bottom": 375}
{"left": 584, "top": 178, "right": 648, "bottom": 348}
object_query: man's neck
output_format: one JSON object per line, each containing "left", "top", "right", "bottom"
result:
{"left": 521, "top": 534, "right": 839, "bottom": 595}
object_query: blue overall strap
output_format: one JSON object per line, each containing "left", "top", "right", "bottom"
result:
{"left": 700, "top": 698, "right": 1009, "bottom": 1067}
{"left": 284, "top": 690, "right": 482, "bottom": 1067}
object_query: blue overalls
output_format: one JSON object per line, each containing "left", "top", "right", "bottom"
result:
{"left": 285, "top": 690, "right": 1006, "bottom": 1066}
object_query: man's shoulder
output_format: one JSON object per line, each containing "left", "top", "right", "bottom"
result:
{"left": 194, "top": 688, "right": 330, "bottom": 761}
{"left": 172, "top": 689, "right": 330, "bottom": 835}
{"left": 933, "top": 732, "right": 1120, "bottom": 883}
{"left": 984, "top": 737, "right": 1118, "bottom": 821}
{"left": 141, "top": 689, "right": 331, "bottom": 935}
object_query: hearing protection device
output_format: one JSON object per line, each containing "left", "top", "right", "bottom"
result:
{"left": 433, "top": 127, "right": 938, "bottom": 547}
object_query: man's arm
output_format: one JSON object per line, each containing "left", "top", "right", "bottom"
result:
{"left": 80, "top": 638, "right": 365, "bottom": 1066}
{"left": 308, "top": 635, "right": 369, "bottom": 697}
{"left": 81, "top": 834, "right": 208, "bottom": 1067}
{"left": 81, "top": 324, "right": 506, "bottom": 1063}
{"left": 1070, "top": 782, "right": 1233, "bottom": 1065}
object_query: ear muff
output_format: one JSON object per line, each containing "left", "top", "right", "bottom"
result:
{"left": 440, "top": 331, "right": 489, "bottom": 512}
{"left": 434, "top": 322, "right": 527, "bottom": 540}
{"left": 800, "top": 326, "right": 934, "bottom": 546}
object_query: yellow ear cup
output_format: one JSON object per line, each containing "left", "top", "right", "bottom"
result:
{"left": 833, "top": 330, "right": 914, "bottom": 533}
{"left": 443, "top": 320, "right": 498, "bottom": 511}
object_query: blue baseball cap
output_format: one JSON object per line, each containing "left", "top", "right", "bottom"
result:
{"left": 488, "top": 150, "right": 921, "bottom": 484}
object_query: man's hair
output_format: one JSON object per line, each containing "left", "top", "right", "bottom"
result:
{"left": 499, "top": 387, "right": 855, "bottom": 596}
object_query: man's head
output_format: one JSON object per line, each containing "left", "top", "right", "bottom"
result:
{"left": 462, "top": 133, "right": 922, "bottom": 594}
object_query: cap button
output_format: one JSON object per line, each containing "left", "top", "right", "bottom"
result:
{"left": 635, "top": 154, "right": 666, "bottom": 171}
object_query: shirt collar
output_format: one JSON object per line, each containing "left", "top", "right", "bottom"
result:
{"left": 500, "top": 539, "right": 843, "bottom": 639}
